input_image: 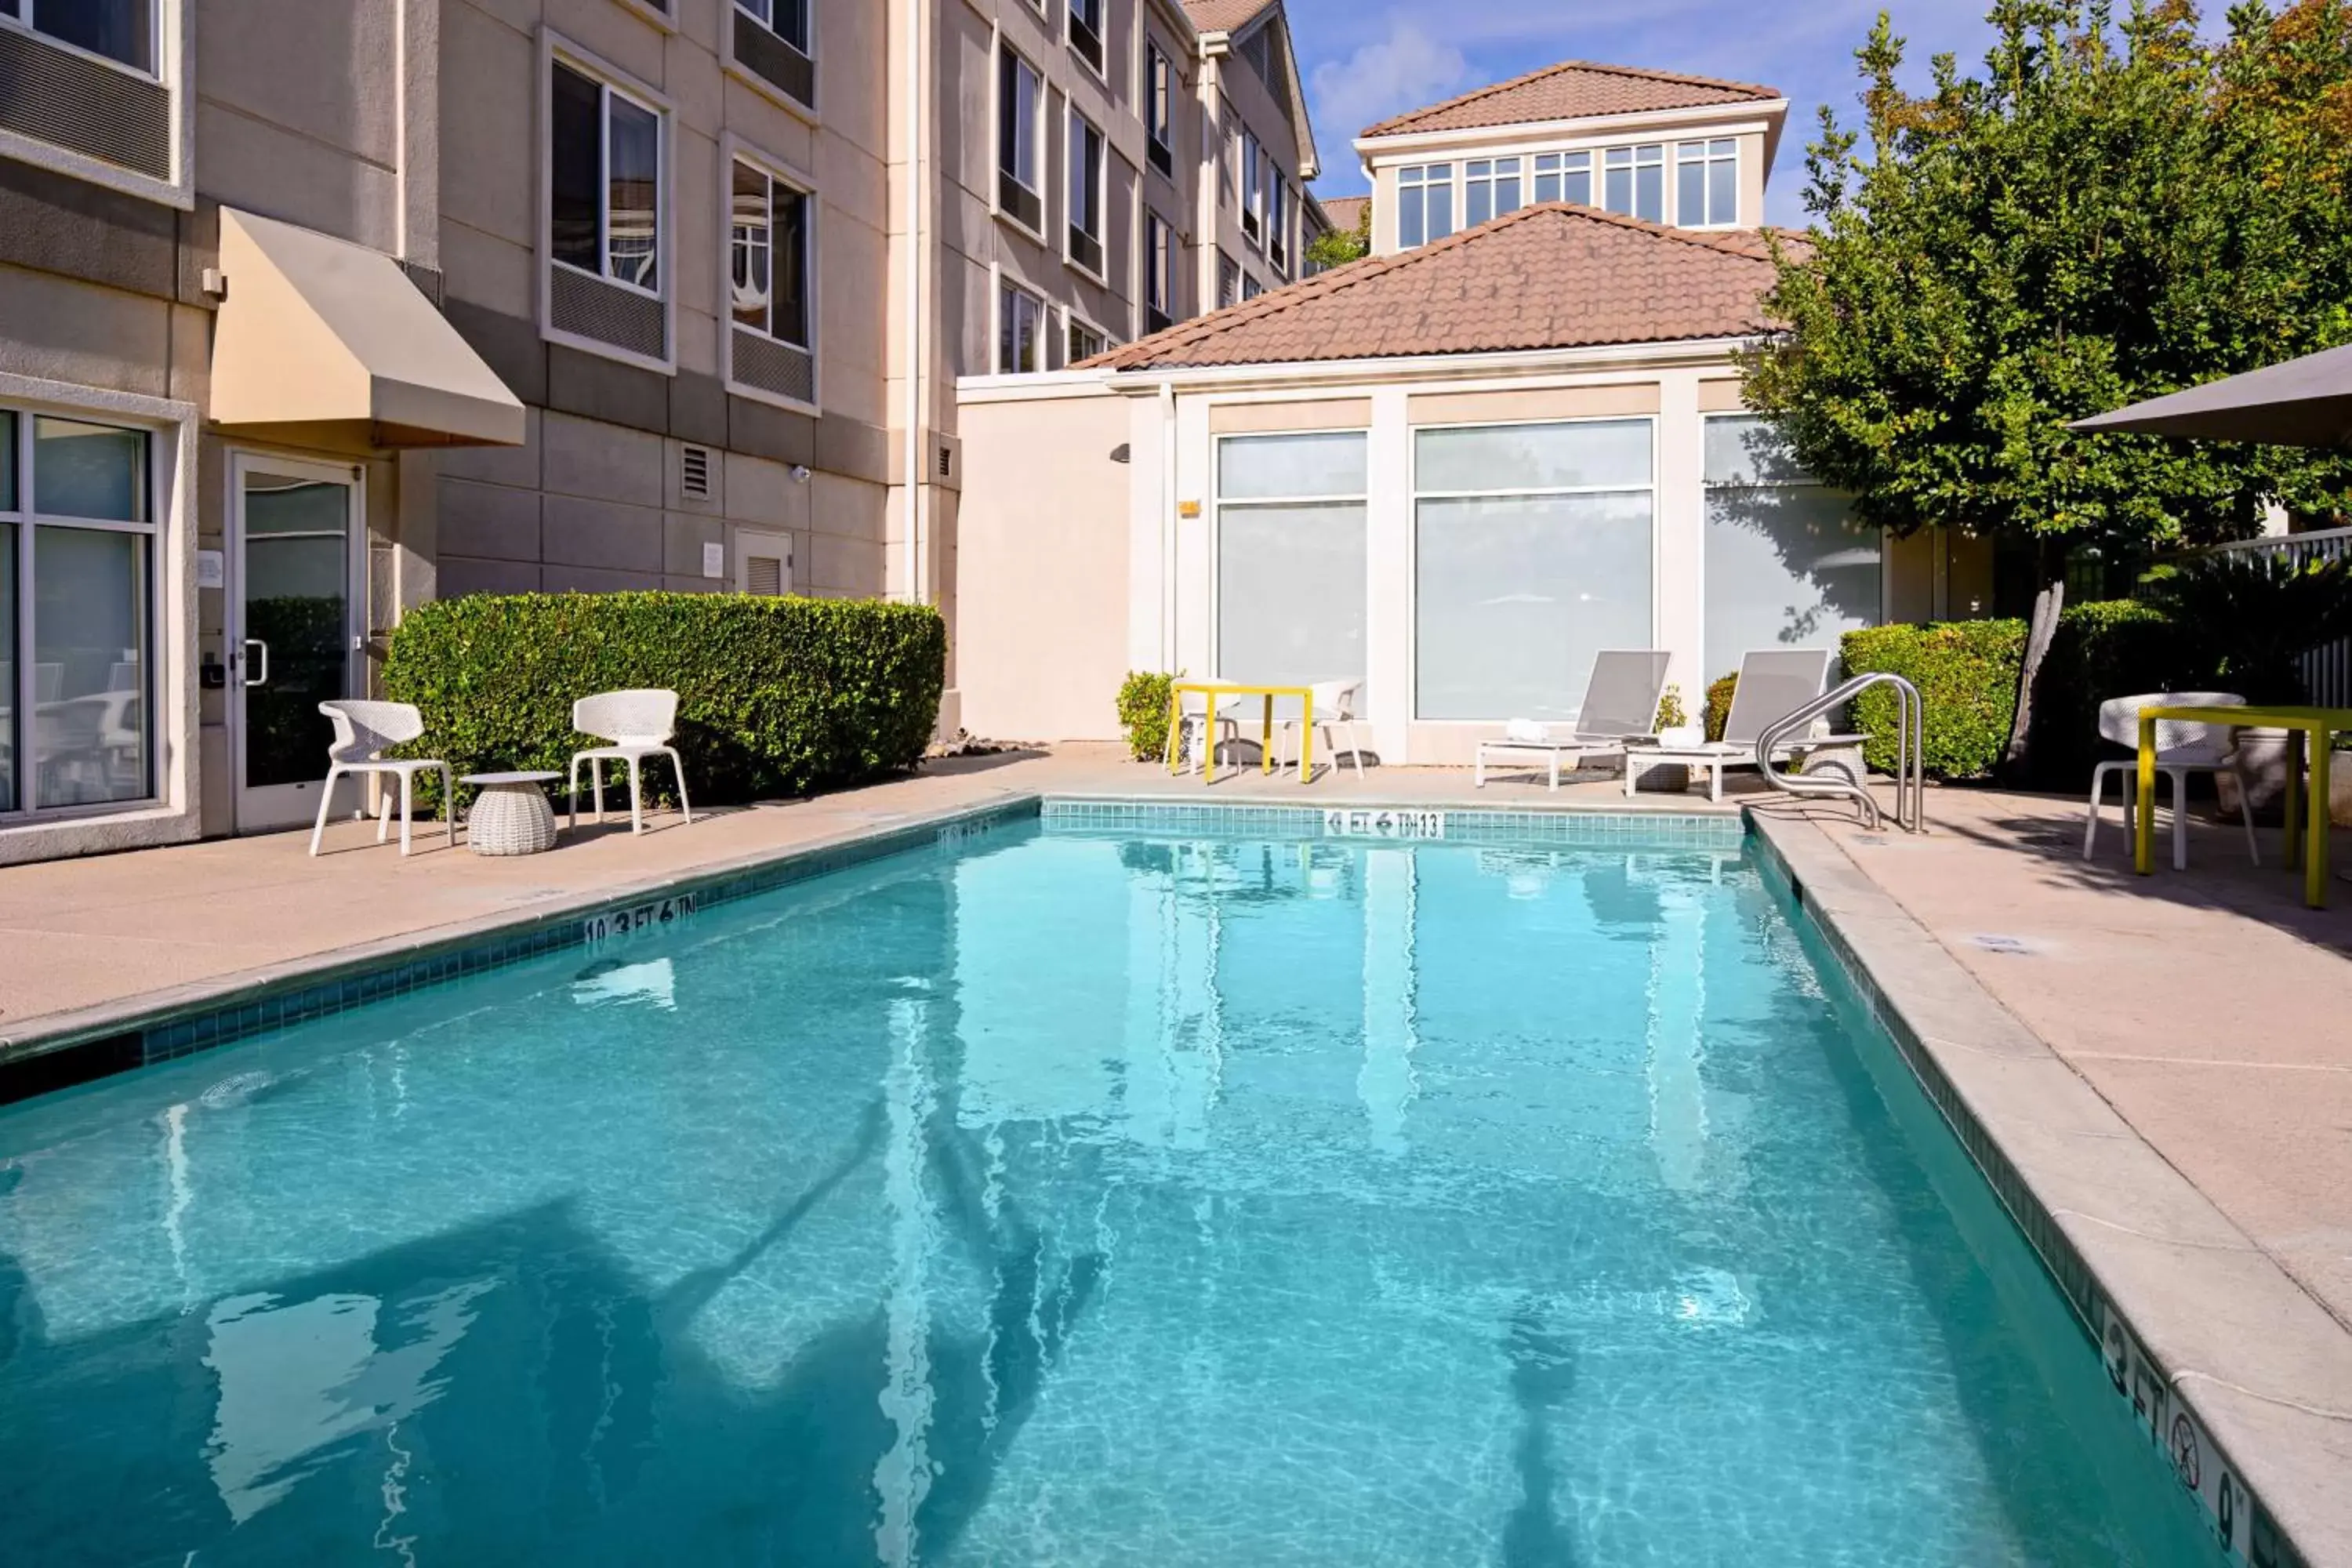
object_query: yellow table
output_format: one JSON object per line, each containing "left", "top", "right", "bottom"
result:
{"left": 2136, "top": 704, "right": 2352, "bottom": 908}
{"left": 1166, "top": 681, "right": 1315, "bottom": 784}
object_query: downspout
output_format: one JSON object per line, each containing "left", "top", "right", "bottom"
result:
{"left": 902, "top": 0, "right": 926, "bottom": 603}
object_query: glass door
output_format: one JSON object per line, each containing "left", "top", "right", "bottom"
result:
{"left": 230, "top": 456, "right": 362, "bottom": 833}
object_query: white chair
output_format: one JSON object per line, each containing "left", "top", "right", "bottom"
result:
{"left": 2082, "top": 691, "right": 2258, "bottom": 872}
{"left": 309, "top": 700, "right": 454, "bottom": 857}
{"left": 1624, "top": 649, "right": 1846, "bottom": 800}
{"left": 1174, "top": 682, "right": 1250, "bottom": 776}
{"left": 1478, "top": 651, "right": 1672, "bottom": 790}
{"left": 1275, "top": 679, "right": 1368, "bottom": 780}
{"left": 568, "top": 688, "right": 694, "bottom": 834}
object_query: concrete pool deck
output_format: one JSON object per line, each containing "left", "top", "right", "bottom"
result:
{"left": 2, "top": 748, "right": 2348, "bottom": 1559}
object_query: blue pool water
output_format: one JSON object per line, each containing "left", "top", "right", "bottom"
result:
{"left": 0, "top": 822, "right": 2209, "bottom": 1566}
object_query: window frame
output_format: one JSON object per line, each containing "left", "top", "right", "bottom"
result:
{"left": 721, "top": 136, "right": 821, "bottom": 416}
{"left": 1461, "top": 157, "right": 1523, "bottom": 228}
{"left": 1531, "top": 151, "right": 1593, "bottom": 208}
{"left": 1675, "top": 138, "right": 1740, "bottom": 227}
{"left": 1602, "top": 142, "right": 1666, "bottom": 223}
{"left": 1396, "top": 162, "right": 1455, "bottom": 249}
{"left": 1700, "top": 412, "right": 1886, "bottom": 681}
{"left": 996, "top": 275, "right": 1048, "bottom": 375}
{"left": 0, "top": 0, "right": 191, "bottom": 208}
{"left": 1269, "top": 179, "right": 1290, "bottom": 275}
{"left": 993, "top": 36, "right": 1047, "bottom": 239}
{"left": 1143, "top": 210, "right": 1175, "bottom": 334}
{"left": 725, "top": 0, "right": 818, "bottom": 118}
{"left": 2, "top": 0, "right": 162, "bottom": 79}
{"left": 1065, "top": 104, "right": 1107, "bottom": 281}
{"left": 1210, "top": 427, "right": 1373, "bottom": 699}
{"left": 1065, "top": 0, "right": 1105, "bottom": 79}
{"left": 1144, "top": 37, "right": 1176, "bottom": 181}
{"left": 1409, "top": 414, "right": 1661, "bottom": 723}
{"left": 1062, "top": 307, "right": 1113, "bottom": 368}
{"left": 0, "top": 401, "right": 166, "bottom": 822}
{"left": 1240, "top": 128, "right": 1263, "bottom": 244}
{"left": 539, "top": 33, "right": 677, "bottom": 374}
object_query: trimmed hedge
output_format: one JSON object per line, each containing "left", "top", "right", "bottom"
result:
{"left": 1842, "top": 620, "right": 2025, "bottom": 780}
{"left": 383, "top": 592, "right": 946, "bottom": 807}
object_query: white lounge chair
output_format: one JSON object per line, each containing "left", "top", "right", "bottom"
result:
{"left": 1274, "top": 678, "right": 1369, "bottom": 780}
{"left": 1476, "top": 651, "right": 1671, "bottom": 790}
{"left": 1624, "top": 649, "right": 1847, "bottom": 801}
{"left": 568, "top": 688, "right": 694, "bottom": 834}
{"left": 2082, "top": 691, "right": 2258, "bottom": 872}
{"left": 309, "top": 700, "right": 455, "bottom": 856}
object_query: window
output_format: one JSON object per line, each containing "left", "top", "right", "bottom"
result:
{"left": 998, "top": 281, "right": 1045, "bottom": 373}
{"left": 1067, "top": 109, "right": 1105, "bottom": 275}
{"left": 1217, "top": 433, "right": 1368, "bottom": 699}
{"left": 1066, "top": 315, "right": 1108, "bottom": 365}
{"left": 1218, "top": 98, "right": 1237, "bottom": 209}
{"left": 1462, "top": 158, "right": 1523, "bottom": 227}
{"left": 4, "top": 0, "right": 155, "bottom": 74}
{"left": 1677, "top": 139, "right": 1739, "bottom": 227}
{"left": 0, "top": 408, "right": 157, "bottom": 815}
{"left": 1269, "top": 180, "right": 1290, "bottom": 274}
{"left": 733, "top": 0, "right": 815, "bottom": 109}
{"left": 1240, "top": 129, "right": 1263, "bottom": 242}
{"left": 1067, "top": 0, "right": 1103, "bottom": 74}
{"left": 1532, "top": 152, "right": 1592, "bottom": 206}
{"left": 1703, "top": 416, "right": 1881, "bottom": 683}
{"left": 1602, "top": 143, "right": 1664, "bottom": 223}
{"left": 1218, "top": 252, "right": 1240, "bottom": 308}
{"left": 1240, "top": 273, "right": 1261, "bottom": 300}
{"left": 1145, "top": 212, "right": 1174, "bottom": 332}
{"left": 1145, "top": 40, "right": 1175, "bottom": 180}
{"left": 1414, "top": 420, "right": 1654, "bottom": 721}
{"left": 728, "top": 154, "right": 817, "bottom": 407}
{"left": 996, "top": 44, "right": 1044, "bottom": 231}
{"left": 1397, "top": 163, "right": 1454, "bottom": 248}
{"left": 550, "top": 58, "right": 662, "bottom": 296}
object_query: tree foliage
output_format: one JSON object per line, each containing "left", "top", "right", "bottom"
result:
{"left": 1740, "top": 0, "right": 2352, "bottom": 554}
{"left": 1305, "top": 206, "right": 1370, "bottom": 270}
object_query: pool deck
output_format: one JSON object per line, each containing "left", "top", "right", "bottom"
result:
{"left": 3, "top": 748, "right": 2350, "bottom": 1559}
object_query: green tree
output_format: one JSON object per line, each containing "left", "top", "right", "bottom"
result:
{"left": 1305, "top": 205, "right": 1370, "bottom": 270}
{"left": 1740, "top": 0, "right": 2352, "bottom": 771}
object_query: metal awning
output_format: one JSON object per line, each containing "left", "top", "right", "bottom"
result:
{"left": 2072, "top": 343, "right": 2352, "bottom": 448}
{"left": 209, "top": 208, "right": 525, "bottom": 448}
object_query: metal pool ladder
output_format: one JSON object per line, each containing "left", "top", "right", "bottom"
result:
{"left": 1753, "top": 672, "right": 1926, "bottom": 833}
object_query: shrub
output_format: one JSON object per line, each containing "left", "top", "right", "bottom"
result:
{"left": 1842, "top": 620, "right": 2026, "bottom": 780}
{"left": 1704, "top": 673, "right": 1739, "bottom": 742}
{"left": 383, "top": 592, "right": 946, "bottom": 808}
{"left": 1656, "top": 684, "right": 1688, "bottom": 732}
{"left": 2024, "top": 599, "right": 2201, "bottom": 786}
{"left": 1116, "top": 671, "right": 1177, "bottom": 761}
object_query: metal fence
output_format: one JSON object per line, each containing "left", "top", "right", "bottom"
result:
{"left": 2195, "top": 526, "right": 2352, "bottom": 707}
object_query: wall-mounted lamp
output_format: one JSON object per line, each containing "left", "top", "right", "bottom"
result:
{"left": 1109, "top": 443, "right": 1131, "bottom": 464}
{"left": 789, "top": 464, "right": 811, "bottom": 484}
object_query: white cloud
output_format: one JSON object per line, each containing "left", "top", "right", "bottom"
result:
{"left": 1308, "top": 18, "right": 1471, "bottom": 147}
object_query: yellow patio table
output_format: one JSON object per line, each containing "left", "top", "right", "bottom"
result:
{"left": 1165, "top": 681, "right": 1316, "bottom": 785}
{"left": 2136, "top": 703, "right": 2352, "bottom": 908}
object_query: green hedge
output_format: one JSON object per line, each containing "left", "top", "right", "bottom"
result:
{"left": 1842, "top": 620, "right": 2026, "bottom": 780}
{"left": 383, "top": 592, "right": 946, "bottom": 807}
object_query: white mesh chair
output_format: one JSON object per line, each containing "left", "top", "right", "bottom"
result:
{"left": 309, "top": 700, "right": 454, "bottom": 857}
{"left": 2082, "top": 691, "right": 2258, "bottom": 872}
{"left": 1478, "top": 651, "right": 1672, "bottom": 790}
{"left": 568, "top": 688, "right": 694, "bottom": 834}
{"left": 1274, "top": 679, "right": 1368, "bottom": 780}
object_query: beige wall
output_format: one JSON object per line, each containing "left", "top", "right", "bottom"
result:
{"left": 955, "top": 390, "right": 1133, "bottom": 742}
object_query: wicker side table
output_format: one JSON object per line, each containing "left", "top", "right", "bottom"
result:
{"left": 462, "top": 771, "right": 562, "bottom": 855}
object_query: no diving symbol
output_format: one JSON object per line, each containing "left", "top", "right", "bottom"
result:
{"left": 2169, "top": 1413, "right": 2201, "bottom": 1491}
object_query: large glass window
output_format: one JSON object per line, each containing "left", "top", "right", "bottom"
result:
{"left": 1241, "top": 130, "right": 1264, "bottom": 243}
{"left": 1269, "top": 180, "right": 1290, "bottom": 274}
{"left": 998, "top": 282, "right": 1044, "bottom": 373}
{"left": 1145, "top": 41, "right": 1175, "bottom": 178}
{"left": 1677, "top": 140, "right": 1738, "bottom": 227}
{"left": 1397, "top": 163, "right": 1454, "bottom": 248}
{"left": 3, "top": 411, "right": 156, "bottom": 814}
{"left": 9, "top": 0, "right": 155, "bottom": 75}
{"left": 1145, "top": 212, "right": 1174, "bottom": 332}
{"left": 1463, "top": 158, "right": 1522, "bottom": 227}
{"left": 1602, "top": 143, "right": 1664, "bottom": 223}
{"left": 1415, "top": 420, "right": 1653, "bottom": 722}
{"left": 1068, "top": 110, "right": 1105, "bottom": 275}
{"left": 550, "top": 60, "right": 663, "bottom": 295}
{"left": 1217, "top": 433, "right": 1368, "bottom": 695}
{"left": 1532, "top": 151, "right": 1592, "bottom": 207}
{"left": 730, "top": 158, "right": 810, "bottom": 347}
{"left": 997, "top": 45, "right": 1043, "bottom": 229}
{"left": 1703, "top": 416, "right": 1882, "bottom": 685}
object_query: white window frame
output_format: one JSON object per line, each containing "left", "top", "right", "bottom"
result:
{"left": 1269, "top": 179, "right": 1290, "bottom": 275}
{"left": 1240, "top": 128, "right": 1264, "bottom": 245}
{"left": 725, "top": 0, "right": 818, "bottom": 120}
{"left": 996, "top": 274, "right": 1047, "bottom": 374}
{"left": 1210, "top": 427, "right": 1372, "bottom": 696}
{"left": 1218, "top": 97, "right": 1237, "bottom": 210}
{"left": 1396, "top": 162, "right": 1454, "bottom": 248}
{"left": 1531, "top": 151, "right": 1593, "bottom": 208}
{"left": 721, "top": 134, "right": 820, "bottom": 416}
{"left": 539, "top": 31, "right": 677, "bottom": 375}
{"left": 0, "top": 0, "right": 192, "bottom": 208}
{"left": 1144, "top": 37, "right": 1176, "bottom": 182}
{"left": 1062, "top": 307, "right": 1113, "bottom": 369}
{"left": 1065, "top": 0, "right": 1106, "bottom": 81}
{"left": 1217, "top": 252, "right": 1240, "bottom": 309}
{"left": 1461, "top": 157, "right": 1523, "bottom": 227}
{"left": 1065, "top": 105, "right": 1107, "bottom": 281}
{"left": 1143, "top": 209, "right": 1175, "bottom": 333}
{"left": 1700, "top": 411, "right": 1888, "bottom": 676}
{"left": 1408, "top": 415, "right": 1661, "bottom": 723}
{"left": 993, "top": 34, "right": 1047, "bottom": 239}
{"left": 1675, "top": 138, "right": 1740, "bottom": 228}
{"left": 613, "top": 0, "right": 679, "bottom": 34}
{"left": 1602, "top": 143, "right": 1666, "bottom": 223}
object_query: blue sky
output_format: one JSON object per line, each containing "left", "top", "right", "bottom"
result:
{"left": 1290, "top": 1, "right": 2007, "bottom": 225}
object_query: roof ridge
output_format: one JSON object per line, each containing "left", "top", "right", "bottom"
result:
{"left": 1359, "top": 56, "right": 1780, "bottom": 140}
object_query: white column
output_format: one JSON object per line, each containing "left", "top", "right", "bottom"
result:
{"left": 1173, "top": 391, "right": 1215, "bottom": 677}
{"left": 1128, "top": 390, "right": 1171, "bottom": 670}
{"left": 1364, "top": 386, "right": 1413, "bottom": 763}
{"left": 1654, "top": 369, "right": 1708, "bottom": 703}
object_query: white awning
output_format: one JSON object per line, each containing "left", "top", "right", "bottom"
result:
{"left": 209, "top": 209, "right": 525, "bottom": 448}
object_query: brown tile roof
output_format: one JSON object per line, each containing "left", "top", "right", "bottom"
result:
{"left": 1361, "top": 59, "right": 1780, "bottom": 139}
{"left": 1083, "top": 204, "right": 1790, "bottom": 372}
{"left": 1317, "top": 194, "right": 1369, "bottom": 233}
{"left": 1178, "top": 0, "right": 1278, "bottom": 32}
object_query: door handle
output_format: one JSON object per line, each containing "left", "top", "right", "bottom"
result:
{"left": 243, "top": 637, "right": 269, "bottom": 688}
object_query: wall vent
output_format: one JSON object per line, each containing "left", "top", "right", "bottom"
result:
{"left": 745, "top": 554, "right": 783, "bottom": 596}
{"left": 550, "top": 265, "right": 667, "bottom": 361}
{"left": 936, "top": 442, "right": 953, "bottom": 481}
{"left": 681, "top": 444, "right": 712, "bottom": 500}
{"left": 0, "top": 27, "right": 172, "bottom": 181}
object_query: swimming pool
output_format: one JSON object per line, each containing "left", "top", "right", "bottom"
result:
{"left": 0, "top": 818, "right": 2211, "bottom": 1565}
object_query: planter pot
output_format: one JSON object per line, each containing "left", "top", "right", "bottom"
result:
{"left": 2215, "top": 729, "right": 2352, "bottom": 828}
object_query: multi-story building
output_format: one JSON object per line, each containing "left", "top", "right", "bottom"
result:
{"left": 0, "top": 0, "right": 1321, "bottom": 865}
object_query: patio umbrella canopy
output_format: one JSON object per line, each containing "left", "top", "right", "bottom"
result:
{"left": 2073, "top": 342, "right": 2352, "bottom": 447}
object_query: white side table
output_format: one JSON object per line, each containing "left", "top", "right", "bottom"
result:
{"left": 462, "top": 771, "right": 562, "bottom": 855}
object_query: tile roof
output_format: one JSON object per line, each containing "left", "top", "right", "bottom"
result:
{"left": 1178, "top": 0, "right": 1279, "bottom": 32}
{"left": 1317, "top": 194, "right": 1369, "bottom": 232}
{"left": 1083, "top": 204, "right": 1790, "bottom": 372}
{"left": 1360, "top": 59, "right": 1780, "bottom": 140}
